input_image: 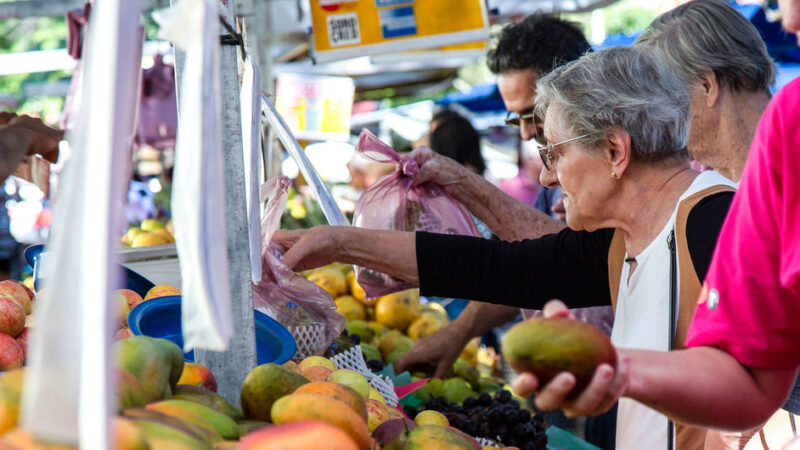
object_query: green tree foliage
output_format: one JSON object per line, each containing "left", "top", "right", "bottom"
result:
{"left": 0, "top": 15, "right": 70, "bottom": 120}
{"left": 603, "top": 0, "right": 658, "bottom": 35}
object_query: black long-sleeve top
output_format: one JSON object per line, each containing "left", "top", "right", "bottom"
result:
{"left": 416, "top": 192, "right": 733, "bottom": 310}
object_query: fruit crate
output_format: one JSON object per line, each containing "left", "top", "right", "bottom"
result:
{"left": 119, "top": 243, "right": 181, "bottom": 287}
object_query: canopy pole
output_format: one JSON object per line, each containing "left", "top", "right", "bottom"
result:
{"left": 194, "top": 0, "right": 257, "bottom": 407}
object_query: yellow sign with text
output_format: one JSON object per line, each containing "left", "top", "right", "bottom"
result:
{"left": 310, "top": 0, "right": 489, "bottom": 63}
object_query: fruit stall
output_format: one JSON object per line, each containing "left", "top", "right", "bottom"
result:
{"left": 0, "top": 0, "right": 610, "bottom": 449}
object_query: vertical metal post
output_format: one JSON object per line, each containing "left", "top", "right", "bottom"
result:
{"left": 192, "top": 0, "right": 257, "bottom": 406}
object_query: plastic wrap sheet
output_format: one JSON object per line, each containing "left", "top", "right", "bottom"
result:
{"left": 20, "top": 0, "right": 143, "bottom": 446}
{"left": 240, "top": 55, "right": 262, "bottom": 283}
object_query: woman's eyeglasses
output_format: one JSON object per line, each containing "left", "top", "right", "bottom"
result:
{"left": 538, "top": 134, "right": 597, "bottom": 171}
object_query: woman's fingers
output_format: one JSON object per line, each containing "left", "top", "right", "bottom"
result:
{"left": 542, "top": 299, "right": 570, "bottom": 318}
{"left": 511, "top": 372, "right": 540, "bottom": 397}
{"left": 533, "top": 372, "right": 576, "bottom": 411}
{"left": 564, "top": 364, "right": 616, "bottom": 416}
{"left": 271, "top": 229, "right": 304, "bottom": 248}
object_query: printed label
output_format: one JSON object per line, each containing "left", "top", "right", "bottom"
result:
{"left": 327, "top": 12, "right": 361, "bottom": 47}
{"left": 378, "top": 6, "right": 416, "bottom": 39}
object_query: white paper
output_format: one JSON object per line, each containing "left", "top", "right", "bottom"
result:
{"left": 156, "top": 0, "right": 233, "bottom": 352}
{"left": 241, "top": 56, "right": 263, "bottom": 283}
{"left": 20, "top": 0, "right": 143, "bottom": 447}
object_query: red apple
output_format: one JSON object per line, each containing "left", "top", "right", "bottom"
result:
{"left": 20, "top": 283, "right": 34, "bottom": 301}
{"left": 0, "top": 333, "right": 24, "bottom": 370}
{"left": 0, "top": 297, "right": 25, "bottom": 338}
{"left": 115, "top": 289, "right": 144, "bottom": 310}
{"left": 0, "top": 280, "right": 32, "bottom": 314}
{"left": 15, "top": 327, "right": 31, "bottom": 356}
{"left": 115, "top": 328, "right": 134, "bottom": 341}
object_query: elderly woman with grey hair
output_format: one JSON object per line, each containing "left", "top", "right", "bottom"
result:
{"left": 634, "top": 0, "right": 774, "bottom": 183}
{"left": 272, "top": 46, "right": 735, "bottom": 449}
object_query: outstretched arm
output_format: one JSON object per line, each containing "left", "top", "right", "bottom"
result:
{"left": 0, "top": 115, "right": 62, "bottom": 183}
{"left": 273, "top": 226, "right": 420, "bottom": 283}
{"left": 512, "top": 301, "right": 797, "bottom": 431}
{"left": 626, "top": 347, "right": 796, "bottom": 430}
{"left": 395, "top": 302, "right": 520, "bottom": 377}
{"left": 410, "top": 147, "right": 564, "bottom": 241}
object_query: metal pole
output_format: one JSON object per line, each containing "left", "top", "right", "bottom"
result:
{"left": 193, "top": 0, "right": 257, "bottom": 406}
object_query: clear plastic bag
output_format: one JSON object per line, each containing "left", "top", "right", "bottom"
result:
{"left": 353, "top": 129, "right": 480, "bottom": 300}
{"left": 253, "top": 176, "right": 344, "bottom": 356}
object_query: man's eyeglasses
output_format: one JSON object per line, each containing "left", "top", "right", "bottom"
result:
{"left": 505, "top": 108, "right": 547, "bottom": 146}
{"left": 505, "top": 109, "right": 535, "bottom": 128}
{"left": 538, "top": 134, "right": 597, "bottom": 171}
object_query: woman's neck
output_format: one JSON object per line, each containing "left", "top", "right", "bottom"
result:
{"left": 705, "top": 91, "right": 770, "bottom": 183}
{"left": 612, "top": 163, "right": 698, "bottom": 256}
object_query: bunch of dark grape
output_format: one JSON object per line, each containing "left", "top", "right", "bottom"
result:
{"left": 421, "top": 390, "right": 547, "bottom": 450}
{"left": 324, "top": 329, "right": 361, "bottom": 357}
{"left": 366, "top": 359, "right": 384, "bottom": 372}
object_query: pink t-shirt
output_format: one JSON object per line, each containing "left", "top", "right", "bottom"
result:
{"left": 686, "top": 77, "right": 800, "bottom": 369}
{"left": 500, "top": 171, "right": 541, "bottom": 206}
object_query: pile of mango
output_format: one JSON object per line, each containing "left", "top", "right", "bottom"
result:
{"left": 0, "top": 335, "right": 237, "bottom": 449}
{"left": 238, "top": 355, "right": 489, "bottom": 450}
{"left": 304, "top": 264, "right": 448, "bottom": 342}
{"left": 121, "top": 219, "right": 175, "bottom": 248}
{"left": 304, "top": 265, "right": 501, "bottom": 406}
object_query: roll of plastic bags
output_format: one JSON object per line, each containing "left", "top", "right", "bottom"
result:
{"left": 156, "top": 0, "right": 233, "bottom": 352}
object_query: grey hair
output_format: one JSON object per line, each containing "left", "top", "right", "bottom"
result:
{"left": 635, "top": 0, "right": 774, "bottom": 93}
{"left": 534, "top": 46, "right": 690, "bottom": 163}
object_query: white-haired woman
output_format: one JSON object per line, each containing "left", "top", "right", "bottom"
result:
{"left": 273, "top": 46, "right": 735, "bottom": 449}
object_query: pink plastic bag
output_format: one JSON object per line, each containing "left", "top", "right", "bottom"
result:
{"left": 353, "top": 129, "right": 480, "bottom": 300}
{"left": 253, "top": 176, "right": 344, "bottom": 356}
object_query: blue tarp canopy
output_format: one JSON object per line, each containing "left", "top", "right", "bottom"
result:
{"left": 436, "top": 82, "right": 506, "bottom": 112}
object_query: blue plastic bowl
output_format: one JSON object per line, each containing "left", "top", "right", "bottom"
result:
{"left": 127, "top": 295, "right": 296, "bottom": 365}
{"left": 24, "top": 244, "right": 156, "bottom": 297}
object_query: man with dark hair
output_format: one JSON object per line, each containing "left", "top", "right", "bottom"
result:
{"left": 487, "top": 13, "right": 591, "bottom": 77}
{"left": 487, "top": 14, "right": 590, "bottom": 221}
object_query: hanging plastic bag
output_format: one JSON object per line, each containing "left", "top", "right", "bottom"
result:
{"left": 353, "top": 129, "right": 480, "bottom": 300}
{"left": 157, "top": 0, "right": 233, "bottom": 353}
{"left": 253, "top": 176, "right": 344, "bottom": 358}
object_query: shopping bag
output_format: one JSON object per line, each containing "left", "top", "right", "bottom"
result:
{"left": 353, "top": 129, "right": 480, "bottom": 300}
{"left": 253, "top": 176, "right": 344, "bottom": 358}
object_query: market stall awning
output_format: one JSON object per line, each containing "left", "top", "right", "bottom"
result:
{"left": 489, "top": 0, "right": 619, "bottom": 14}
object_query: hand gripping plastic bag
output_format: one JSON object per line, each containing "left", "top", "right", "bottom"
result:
{"left": 253, "top": 176, "right": 344, "bottom": 358}
{"left": 353, "top": 129, "right": 480, "bottom": 300}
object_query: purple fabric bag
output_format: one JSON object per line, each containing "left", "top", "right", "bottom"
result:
{"left": 353, "top": 129, "right": 480, "bottom": 300}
